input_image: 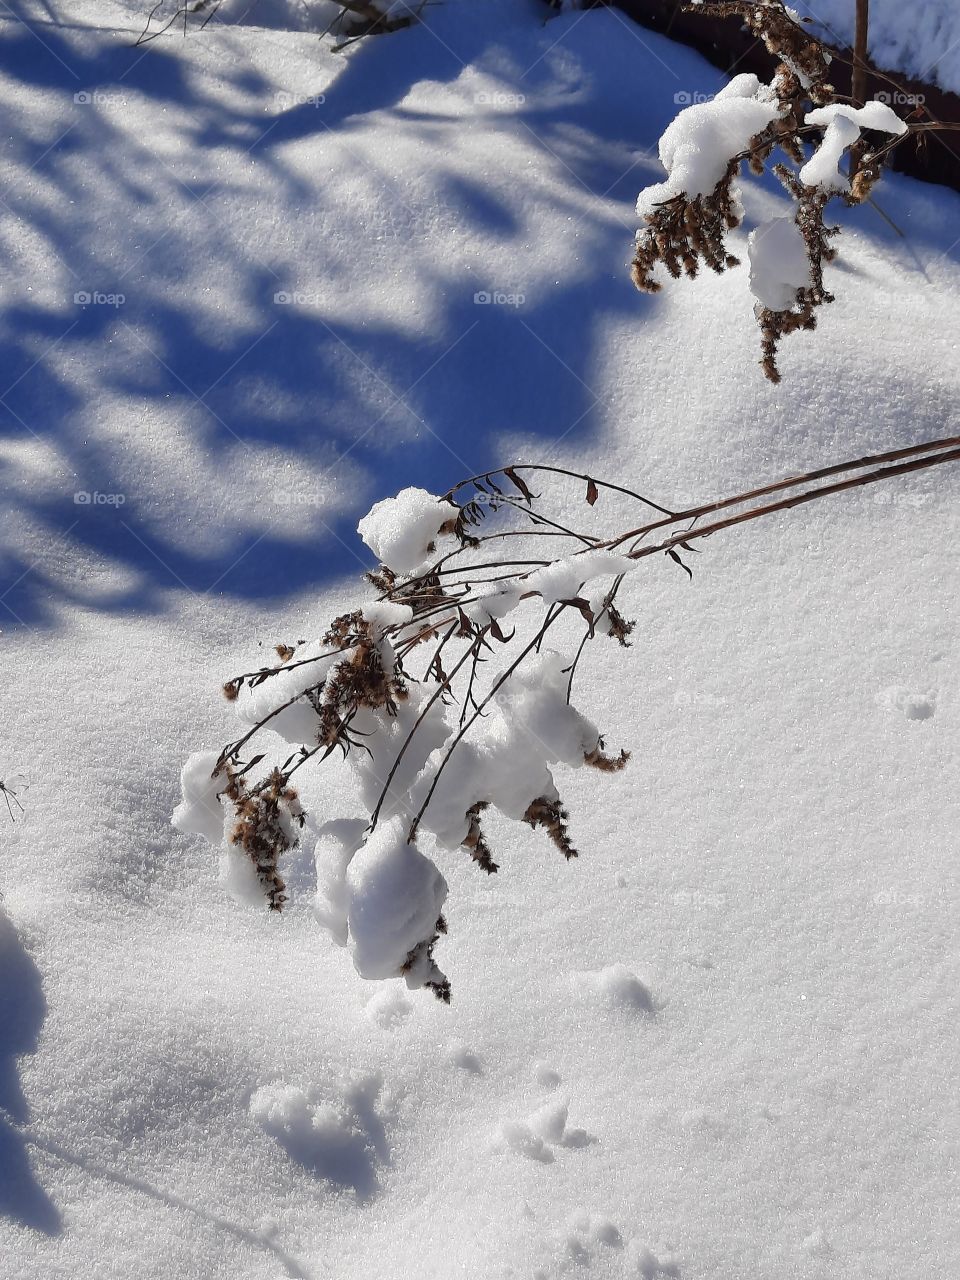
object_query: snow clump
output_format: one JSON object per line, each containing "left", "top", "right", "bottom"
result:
{"left": 344, "top": 816, "right": 448, "bottom": 984}
{"left": 747, "top": 217, "right": 813, "bottom": 310}
{"left": 799, "top": 101, "right": 907, "bottom": 192}
{"left": 357, "top": 486, "right": 453, "bottom": 575}
{"left": 636, "top": 74, "right": 781, "bottom": 218}
{"left": 171, "top": 750, "right": 229, "bottom": 844}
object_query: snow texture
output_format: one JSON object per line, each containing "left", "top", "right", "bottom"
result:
{"left": 4, "top": 2, "right": 960, "bottom": 1278}
{"left": 792, "top": 0, "right": 960, "bottom": 94}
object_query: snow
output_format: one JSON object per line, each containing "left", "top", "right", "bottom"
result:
{"left": 409, "top": 651, "right": 602, "bottom": 849}
{"left": 3, "top": 1, "right": 960, "bottom": 1278}
{"left": 234, "top": 641, "right": 340, "bottom": 746}
{"left": 800, "top": 102, "right": 908, "bottom": 192}
{"left": 593, "top": 963, "right": 655, "bottom": 1013}
{"left": 312, "top": 818, "right": 366, "bottom": 947}
{"left": 357, "top": 487, "right": 452, "bottom": 575}
{"left": 636, "top": 74, "right": 780, "bottom": 218}
{"left": 525, "top": 549, "right": 634, "bottom": 606}
{"left": 344, "top": 818, "right": 448, "bottom": 984}
{"left": 792, "top": 0, "right": 960, "bottom": 94}
{"left": 170, "top": 750, "right": 228, "bottom": 845}
{"left": 747, "top": 217, "right": 812, "bottom": 311}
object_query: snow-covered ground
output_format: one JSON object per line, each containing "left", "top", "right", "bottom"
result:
{"left": 2, "top": 1, "right": 959, "bottom": 1277}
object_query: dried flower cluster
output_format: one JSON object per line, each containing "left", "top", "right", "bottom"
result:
{"left": 223, "top": 766, "right": 303, "bottom": 911}
{"left": 632, "top": 0, "right": 916, "bottom": 381}
{"left": 174, "top": 439, "right": 960, "bottom": 999}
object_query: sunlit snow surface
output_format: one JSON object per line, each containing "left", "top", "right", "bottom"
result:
{"left": 1, "top": 1, "right": 959, "bottom": 1278}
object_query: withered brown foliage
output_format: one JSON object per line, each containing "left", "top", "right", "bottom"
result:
{"left": 523, "top": 797, "right": 578, "bottom": 861}
{"left": 223, "top": 766, "right": 303, "bottom": 911}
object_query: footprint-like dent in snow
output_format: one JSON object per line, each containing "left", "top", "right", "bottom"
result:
{"left": 534, "top": 1062, "right": 562, "bottom": 1089}
{"left": 801, "top": 1228, "right": 832, "bottom": 1256}
{"left": 365, "top": 985, "right": 412, "bottom": 1029}
{"left": 249, "top": 1073, "right": 389, "bottom": 1199}
{"left": 535, "top": 1214, "right": 674, "bottom": 1277}
{"left": 877, "top": 685, "right": 936, "bottom": 720}
{"left": 629, "top": 1243, "right": 681, "bottom": 1278}
{"left": 499, "top": 1120, "right": 554, "bottom": 1163}
{"left": 594, "top": 964, "right": 656, "bottom": 1013}
{"left": 566, "top": 1210, "right": 623, "bottom": 1249}
{"left": 448, "top": 1041, "right": 483, "bottom": 1074}
{"left": 499, "top": 1096, "right": 595, "bottom": 1161}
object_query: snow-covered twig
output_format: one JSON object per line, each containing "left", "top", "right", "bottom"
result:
{"left": 631, "top": 0, "right": 940, "bottom": 380}
{"left": 173, "top": 436, "right": 960, "bottom": 999}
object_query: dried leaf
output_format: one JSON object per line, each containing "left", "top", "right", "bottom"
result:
{"left": 667, "top": 547, "right": 693, "bottom": 580}
{"left": 504, "top": 467, "right": 534, "bottom": 503}
{"left": 562, "top": 597, "right": 595, "bottom": 626}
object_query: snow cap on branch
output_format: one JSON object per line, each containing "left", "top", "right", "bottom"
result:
{"left": 345, "top": 817, "right": 448, "bottom": 985}
{"left": 357, "top": 486, "right": 453, "bottom": 575}
{"left": 526, "top": 550, "right": 634, "bottom": 606}
{"left": 799, "top": 101, "right": 907, "bottom": 192}
{"left": 747, "top": 216, "right": 813, "bottom": 310}
{"left": 636, "top": 74, "right": 781, "bottom": 218}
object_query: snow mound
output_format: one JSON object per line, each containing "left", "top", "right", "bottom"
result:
{"left": 594, "top": 964, "right": 655, "bottom": 1012}
{"left": 500, "top": 1095, "right": 593, "bottom": 1161}
{"left": 364, "top": 984, "right": 413, "bottom": 1029}
{"left": 249, "top": 1075, "right": 387, "bottom": 1195}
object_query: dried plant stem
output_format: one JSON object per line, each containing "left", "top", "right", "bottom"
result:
{"left": 196, "top": 436, "right": 960, "bottom": 997}
{"left": 852, "top": 0, "right": 871, "bottom": 108}
{"left": 619, "top": 445, "right": 960, "bottom": 565}
{"left": 608, "top": 435, "right": 960, "bottom": 550}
